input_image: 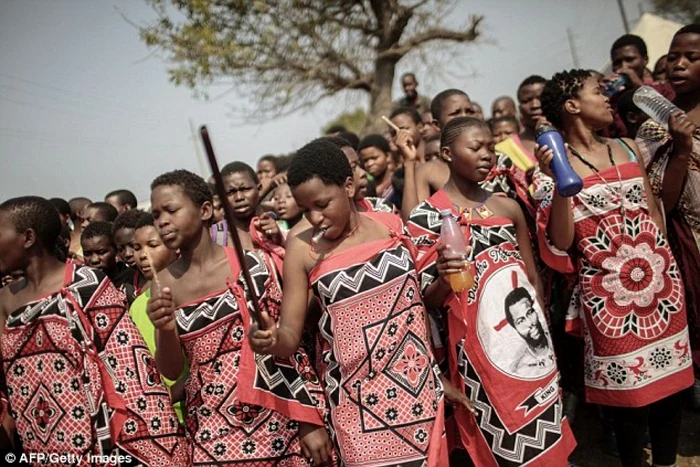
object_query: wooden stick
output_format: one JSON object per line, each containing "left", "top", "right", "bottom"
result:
{"left": 199, "top": 126, "right": 265, "bottom": 327}
{"left": 144, "top": 248, "right": 161, "bottom": 292}
{"left": 381, "top": 115, "right": 400, "bottom": 132}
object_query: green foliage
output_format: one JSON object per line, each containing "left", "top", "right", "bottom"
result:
{"left": 652, "top": 0, "right": 700, "bottom": 23}
{"left": 322, "top": 108, "right": 369, "bottom": 135}
{"left": 139, "top": 0, "right": 482, "bottom": 127}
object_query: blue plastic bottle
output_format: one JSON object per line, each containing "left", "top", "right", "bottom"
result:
{"left": 536, "top": 125, "right": 583, "bottom": 197}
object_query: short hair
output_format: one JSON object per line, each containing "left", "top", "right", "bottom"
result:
{"left": 275, "top": 154, "right": 293, "bottom": 172}
{"left": 492, "top": 95, "right": 515, "bottom": 109}
{"left": 425, "top": 133, "right": 442, "bottom": 144}
{"left": 490, "top": 115, "right": 520, "bottom": 131}
{"left": 49, "top": 198, "right": 71, "bottom": 217}
{"left": 105, "top": 189, "right": 138, "bottom": 209}
{"left": 316, "top": 136, "right": 353, "bottom": 150}
{"left": 401, "top": 72, "right": 417, "bottom": 82}
{"left": 113, "top": 209, "right": 150, "bottom": 235}
{"left": 221, "top": 161, "right": 259, "bottom": 185}
{"left": 541, "top": 69, "right": 593, "bottom": 129}
{"left": 68, "top": 197, "right": 91, "bottom": 221}
{"left": 257, "top": 154, "right": 278, "bottom": 169}
{"left": 358, "top": 134, "right": 391, "bottom": 154}
{"left": 287, "top": 140, "right": 353, "bottom": 188}
{"left": 611, "top": 34, "right": 648, "bottom": 58}
{"left": 0, "top": 196, "right": 61, "bottom": 251}
{"left": 674, "top": 23, "right": 700, "bottom": 38}
{"left": 440, "top": 117, "right": 490, "bottom": 149}
{"left": 390, "top": 106, "right": 422, "bottom": 125}
{"left": 504, "top": 287, "right": 534, "bottom": 327}
{"left": 86, "top": 202, "right": 118, "bottom": 223}
{"left": 431, "top": 89, "right": 469, "bottom": 120}
{"left": 151, "top": 169, "right": 213, "bottom": 207}
{"left": 517, "top": 75, "right": 547, "bottom": 99}
{"left": 337, "top": 131, "right": 360, "bottom": 150}
{"left": 135, "top": 213, "right": 155, "bottom": 230}
{"left": 325, "top": 124, "right": 347, "bottom": 135}
{"left": 81, "top": 221, "right": 116, "bottom": 247}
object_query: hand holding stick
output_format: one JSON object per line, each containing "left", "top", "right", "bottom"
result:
{"left": 381, "top": 116, "right": 400, "bottom": 132}
{"left": 199, "top": 126, "right": 265, "bottom": 327}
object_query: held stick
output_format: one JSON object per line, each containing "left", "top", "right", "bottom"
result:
{"left": 199, "top": 126, "right": 265, "bottom": 327}
{"left": 381, "top": 116, "right": 400, "bottom": 132}
{"left": 144, "top": 248, "right": 161, "bottom": 292}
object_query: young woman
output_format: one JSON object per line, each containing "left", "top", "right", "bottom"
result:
{"left": 0, "top": 196, "right": 188, "bottom": 465}
{"left": 145, "top": 170, "right": 329, "bottom": 466}
{"left": 249, "top": 140, "right": 448, "bottom": 466}
{"left": 407, "top": 117, "right": 575, "bottom": 466}
{"left": 535, "top": 69, "right": 693, "bottom": 467}
{"left": 635, "top": 24, "right": 700, "bottom": 406}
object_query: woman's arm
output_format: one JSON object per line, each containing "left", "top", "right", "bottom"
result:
{"left": 658, "top": 113, "right": 696, "bottom": 212}
{"left": 535, "top": 144, "right": 576, "bottom": 251}
{"left": 625, "top": 139, "right": 667, "bottom": 235}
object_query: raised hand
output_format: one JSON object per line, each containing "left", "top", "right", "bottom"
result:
{"left": 147, "top": 286, "right": 177, "bottom": 331}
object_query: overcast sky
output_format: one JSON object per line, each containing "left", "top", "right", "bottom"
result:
{"left": 0, "top": 0, "right": 653, "bottom": 203}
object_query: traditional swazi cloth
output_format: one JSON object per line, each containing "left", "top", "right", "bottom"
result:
{"left": 533, "top": 160, "right": 693, "bottom": 407}
{"left": 309, "top": 211, "right": 448, "bottom": 467}
{"left": 356, "top": 197, "right": 398, "bottom": 215}
{"left": 128, "top": 289, "right": 188, "bottom": 424}
{"left": 407, "top": 190, "right": 575, "bottom": 467}
{"left": 636, "top": 120, "right": 700, "bottom": 376}
{"left": 174, "top": 248, "right": 325, "bottom": 466}
{"left": 0, "top": 265, "right": 189, "bottom": 466}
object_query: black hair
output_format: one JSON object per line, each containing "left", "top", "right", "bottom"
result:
{"left": 492, "top": 95, "right": 515, "bottom": 108}
{"left": 113, "top": 209, "right": 150, "bottom": 235}
{"left": 57, "top": 224, "right": 70, "bottom": 262}
{"left": 86, "top": 202, "right": 118, "bottom": 223}
{"left": 611, "top": 34, "right": 648, "bottom": 58}
{"left": 287, "top": 140, "right": 353, "bottom": 188}
{"left": 49, "top": 198, "right": 71, "bottom": 218}
{"left": 337, "top": 131, "right": 360, "bottom": 151}
{"left": 81, "top": 221, "right": 116, "bottom": 247}
{"left": 135, "top": 213, "right": 155, "bottom": 230}
{"left": 490, "top": 115, "right": 520, "bottom": 130}
{"left": 675, "top": 23, "right": 700, "bottom": 37}
{"left": 426, "top": 133, "right": 442, "bottom": 144}
{"left": 316, "top": 136, "right": 353, "bottom": 150}
{"left": 440, "top": 117, "right": 490, "bottom": 149}
{"left": 0, "top": 196, "right": 62, "bottom": 252}
{"left": 504, "top": 287, "right": 534, "bottom": 327}
{"left": 68, "top": 197, "right": 91, "bottom": 222}
{"left": 325, "top": 124, "right": 347, "bottom": 135}
{"left": 390, "top": 106, "right": 422, "bottom": 125}
{"left": 401, "top": 72, "right": 417, "bottom": 82}
{"left": 541, "top": 69, "right": 593, "bottom": 130}
{"left": 431, "top": 89, "right": 469, "bottom": 121}
{"left": 517, "top": 75, "right": 547, "bottom": 100}
{"left": 151, "top": 169, "right": 213, "bottom": 206}
{"left": 358, "top": 134, "right": 391, "bottom": 154}
{"left": 221, "top": 161, "right": 259, "bottom": 185}
{"left": 105, "top": 189, "right": 138, "bottom": 209}
{"left": 275, "top": 154, "right": 293, "bottom": 173}
{"left": 257, "top": 154, "right": 278, "bottom": 169}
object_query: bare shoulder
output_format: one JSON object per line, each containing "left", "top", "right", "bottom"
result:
{"left": 489, "top": 195, "right": 524, "bottom": 221}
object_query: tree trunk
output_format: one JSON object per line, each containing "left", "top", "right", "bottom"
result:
{"left": 364, "top": 57, "right": 396, "bottom": 136}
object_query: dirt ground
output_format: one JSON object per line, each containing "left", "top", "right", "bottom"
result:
{"left": 569, "top": 398, "right": 700, "bottom": 467}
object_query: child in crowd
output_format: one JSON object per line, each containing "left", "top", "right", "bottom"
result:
{"left": 490, "top": 115, "right": 521, "bottom": 144}
{"left": 105, "top": 189, "right": 138, "bottom": 214}
{"left": 358, "top": 134, "right": 396, "bottom": 204}
{"left": 112, "top": 209, "right": 150, "bottom": 268}
{"left": 81, "top": 221, "right": 138, "bottom": 305}
{"left": 81, "top": 201, "right": 118, "bottom": 228}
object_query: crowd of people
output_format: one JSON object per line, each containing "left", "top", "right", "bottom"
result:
{"left": 0, "top": 23, "right": 698, "bottom": 467}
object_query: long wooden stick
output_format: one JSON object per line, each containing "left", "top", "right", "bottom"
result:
{"left": 144, "top": 248, "right": 161, "bottom": 292}
{"left": 381, "top": 115, "right": 400, "bottom": 132}
{"left": 199, "top": 126, "right": 264, "bottom": 326}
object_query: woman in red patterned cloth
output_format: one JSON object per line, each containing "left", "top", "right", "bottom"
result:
{"left": 534, "top": 69, "right": 694, "bottom": 467}
{"left": 0, "top": 196, "right": 189, "bottom": 466}
{"left": 145, "top": 169, "right": 333, "bottom": 466}
{"left": 250, "top": 140, "right": 450, "bottom": 467}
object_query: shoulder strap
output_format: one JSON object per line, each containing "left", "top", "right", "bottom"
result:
{"left": 616, "top": 138, "right": 638, "bottom": 162}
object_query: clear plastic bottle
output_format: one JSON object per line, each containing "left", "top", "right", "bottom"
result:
{"left": 439, "top": 209, "right": 474, "bottom": 293}
{"left": 632, "top": 86, "right": 681, "bottom": 131}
